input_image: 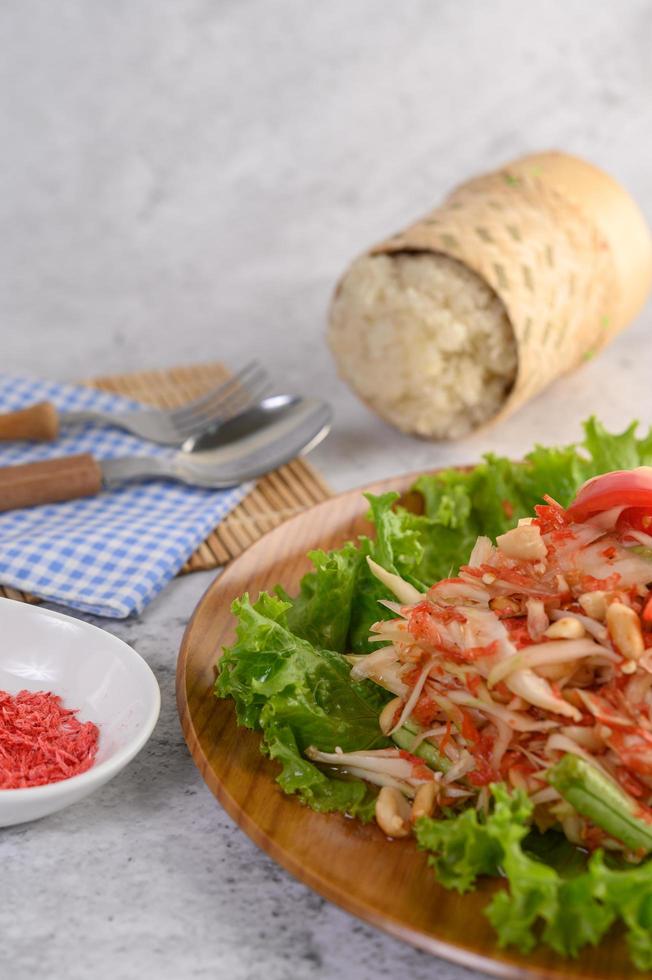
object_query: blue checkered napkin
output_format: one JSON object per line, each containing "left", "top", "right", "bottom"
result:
{"left": 0, "top": 374, "right": 249, "bottom": 618}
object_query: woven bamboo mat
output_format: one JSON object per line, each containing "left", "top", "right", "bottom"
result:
{"left": 0, "top": 362, "right": 332, "bottom": 606}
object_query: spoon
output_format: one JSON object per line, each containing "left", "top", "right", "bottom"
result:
{"left": 0, "top": 395, "right": 332, "bottom": 513}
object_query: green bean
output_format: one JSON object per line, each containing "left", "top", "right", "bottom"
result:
{"left": 547, "top": 754, "right": 652, "bottom": 854}
{"left": 392, "top": 721, "right": 451, "bottom": 773}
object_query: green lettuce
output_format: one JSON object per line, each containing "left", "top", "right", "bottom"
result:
{"left": 283, "top": 491, "right": 436, "bottom": 654}
{"left": 284, "top": 541, "right": 363, "bottom": 653}
{"left": 415, "top": 785, "right": 652, "bottom": 969}
{"left": 215, "top": 592, "right": 391, "bottom": 820}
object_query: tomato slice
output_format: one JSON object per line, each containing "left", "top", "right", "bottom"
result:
{"left": 616, "top": 507, "right": 652, "bottom": 539}
{"left": 567, "top": 468, "right": 652, "bottom": 522}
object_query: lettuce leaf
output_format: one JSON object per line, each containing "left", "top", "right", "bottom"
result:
{"left": 215, "top": 592, "right": 391, "bottom": 819}
{"left": 284, "top": 491, "right": 436, "bottom": 654}
{"left": 589, "top": 855, "right": 652, "bottom": 969}
{"left": 416, "top": 784, "right": 652, "bottom": 968}
{"left": 284, "top": 541, "right": 363, "bottom": 653}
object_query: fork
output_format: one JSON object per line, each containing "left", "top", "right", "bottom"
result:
{"left": 0, "top": 362, "right": 270, "bottom": 446}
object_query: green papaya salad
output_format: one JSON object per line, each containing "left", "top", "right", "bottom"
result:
{"left": 216, "top": 419, "right": 652, "bottom": 969}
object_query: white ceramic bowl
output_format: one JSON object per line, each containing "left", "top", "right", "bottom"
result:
{"left": 0, "top": 598, "right": 160, "bottom": 827}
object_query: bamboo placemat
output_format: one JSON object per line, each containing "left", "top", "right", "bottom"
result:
{"left": 0, "top": 362, "right": 332, "bottom": 606}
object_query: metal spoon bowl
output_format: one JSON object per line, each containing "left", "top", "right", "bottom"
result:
{"left": 101, "top": 395, "right": 333, "bottom": 489}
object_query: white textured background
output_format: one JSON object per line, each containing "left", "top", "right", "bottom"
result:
{"left": 2, "top": 2, "right": 652, "bottom": 978}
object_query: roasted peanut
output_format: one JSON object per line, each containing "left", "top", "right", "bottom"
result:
{"left": 378, "top": 696, "right": 403, "bottom": 735}
{"left": 489, "top": 595, "right": 522, "bottom": 617}
{"left": 411, "top": 782, "right": 438, "bottom": 821}
{"left": 544, "top": 617, "right": 586, "bottom": 640}
{"left": 375, "top": 786, "right": 412, "bottom": 838}
{"left": 578, "top": 591, "right": 607, "bottom": 621}
{"left": 496, "top": 524, "right": 547, "bottom": 561}
{"left": 606, "top": 601, "right": 644, "bottom": 660}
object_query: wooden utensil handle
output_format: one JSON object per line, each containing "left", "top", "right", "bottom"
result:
{"left": 0, "top": 454, "right": 103, "bottom": 512}
{"left": 0, "top": 402, "right": 60, "bottom": 441}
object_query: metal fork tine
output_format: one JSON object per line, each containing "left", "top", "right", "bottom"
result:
{"left": 173, "top": 374, "right": 272, "bottom": 439}
{"left": 172, "top": 367, "right": 269, "bottom": 433}
{"left": 170, "top": 362, "right": 264, "bottom": 423}
{"left": 170, "top": 361, "right": 262, "bottom": 421}
{"left": 174, "top": 379, "right": 271, "bottom": 439}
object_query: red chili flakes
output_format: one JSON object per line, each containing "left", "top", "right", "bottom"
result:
{"left": 460, "top": 709, "right": 481, "bottom": 744}
{"left": 465, "top": 672, "right": 481, "bottom": 696}
{"left": 466, "top": 730, "right": 499, "bottom": 786}
{"left": 412, "top": 694, "right": 440, "bottom": 727}
{"left": 615, "top": 768, "right": 647, "bottom": 799}
{"left": 579, "top": 572, "right": 622, "bottom": 592}
{"left": 502, "top": 616, "right": 533, "bottom": 649}
{"left": 533, "top": 497, "right": 571, "bottom": 534}
{"left": 408, "top": 602, "right": 443, "bottom": 648}
{"left": 439, "top": 719, "right": 452, "bottom": 755}
{"left": 467, "top": 756, "right": 496, "bottom": 787}
{"left": 0, "top": 689, "right": 99, "bottom": 789}
{"left": 397, "top": 749, "right": 435, "bottom": 782}
{"left": 477, "top": 562, "right": 537, "bottom": 589}
{"left": 430, "top": 606, "right": 467, "bottom": 625}
{"left": 462, "top": 640, "right": 499, "bottom": 662}
{"left": 402, "top": 664, "right": 424, "bottom": 689}
{"left": 580, "top": 824, "right": 607, "bottom": 851}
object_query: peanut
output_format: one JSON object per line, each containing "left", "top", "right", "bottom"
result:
{"left": 606, "top": 601, "right": 644, "bottom": 660}
{"left": 489, "top": 595, "right": 522, "bottom": 617}
{"left": 375, "top": 786, "right": 412, "bottom": 838}
{"left": 496, "top": 524, "right": 547, "bottom": 561}
{"left": 544, "top": 617, "right": 586, "bottom": 640}
{"left": 578, "top": 591, "right": 607, "bottom": 621}
{"left": 378, "top": 696, "right": 403, "bottom": 735}
{"left": 411, "top": 782, "right": 438, "bottom": 821}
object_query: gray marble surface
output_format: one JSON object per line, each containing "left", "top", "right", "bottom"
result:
{"left": 2, "top": 1, "right": 652, "bottom": 977}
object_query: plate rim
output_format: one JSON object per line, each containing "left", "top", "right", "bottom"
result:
{"left": 176, "top": 470, "right": 619, "bottom": 980}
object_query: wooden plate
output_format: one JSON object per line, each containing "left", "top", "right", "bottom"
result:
{"left": 176, "top": 474, "right": 633, "bottom": 980}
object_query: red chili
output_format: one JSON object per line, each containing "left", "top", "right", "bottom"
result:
{"left": 460, "top": 709, "right": 481, "bottom": 744}
{"left": 462, "top": 640, "right": 500, "bottom": 662}
{"left": 467, "top": 750, "right": 497, "bottom": 786}
{"left": 579, "top": 572, "right": 622, "bottom": 593}
{"left": 465, "top": 673, "right": 481, "bottom": 696}
{"left": 412, "top": 695, "right": 439, "bottom": 727}
{"left": 533, "top": 498, "right": 571, "bottom": 533}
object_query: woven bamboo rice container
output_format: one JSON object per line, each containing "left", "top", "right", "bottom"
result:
{"left": 344, "top": 151, "right": 652, "bottom": 430}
